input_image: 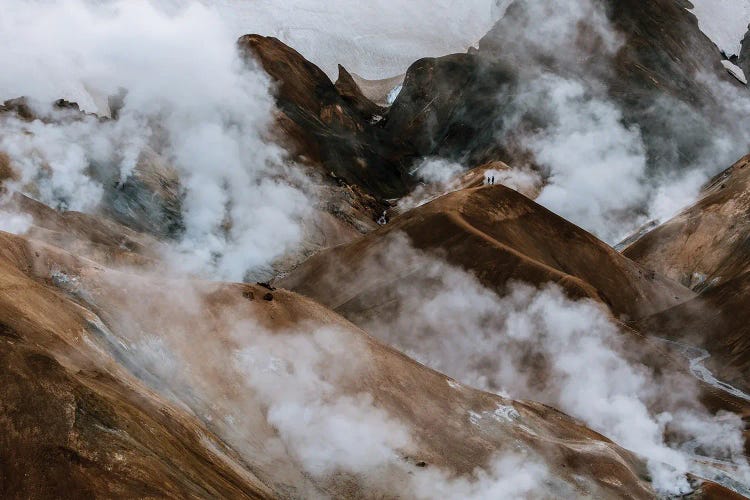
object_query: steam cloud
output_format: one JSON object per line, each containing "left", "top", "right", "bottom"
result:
{"left": 0, "top": 0, "right": 313, "bottom": 280}
{"left": 0, "top": 210, "right": 32, "bottom": 235}
{"left": 479, "top": 0, "right": 750, "bottom": 243}
{"left": 395, "top": 158, "right": 466, "bottom": 214}
{"left": 5, "top": 0, "right": 750, "bottom": 497}
{"left": 337, "top": 234, "right": 750, "bottom": 495}
{"left": 51, "top": 264, "right": 553, "bottom": 498}
{"left": 521, "top": 76, "right": 650, "bottom": 241}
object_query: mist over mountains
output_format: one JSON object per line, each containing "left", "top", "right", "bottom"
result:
{"left": 3, "top": 0, "right": 750, "bottom": 498}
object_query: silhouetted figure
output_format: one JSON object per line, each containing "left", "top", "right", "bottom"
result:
{"left": 377, "top": 211, "right": 388, "bottom": 225}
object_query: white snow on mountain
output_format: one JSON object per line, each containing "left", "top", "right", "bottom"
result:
{"left": 147, "top": 0, "right": 505, "bottom": 79}
{"left": 722, "top": 60, "right": 748, "bottom": 84}
{"left": 687, "top": 0, "right": 750, "bottom": 58}
{"left": 3, "top": 0, "right": 505, "bottom": 113}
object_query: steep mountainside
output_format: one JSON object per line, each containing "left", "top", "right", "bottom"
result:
{"left": 638, "top": 270, "right": 750, "bottom": 395}
{"left": 3, "top": 0, "right": 750, "bottom": 497}
{"left": 237, "top": 35, "right": 409, "bottom": 199}
{"left": 629, "top": 154, "right": 750, "bottom": 395}
{"left": 382, "top": 0, "right": 739, "bottom": 173}
{"left": 624, "top": 154, "right": 750, "bottom": 291}
{"left": 0, "top": 229, "right": 669, "bottom": 499}
{"left": 279, "top": 184, "right": 694, "bottom": 322}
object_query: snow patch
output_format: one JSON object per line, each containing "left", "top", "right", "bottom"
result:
{"left": 493, "top": 404, "right": 521, "bottom": 423}
{"left": 387, "top": 84, "right": 403, "bottom": 105}
{"left": 687, "top": 0, "right": 750, "bottom": 58}
{"left": 446, "top": 379, "right": 462, "bottom": 390}
{"left": 50, "top": 269, "right": 81, "bottom": 292}
{"left": 722, "top": 60, "right": 748, "bottom": 84}
{"left": 468, "top": 404, "right": 520, "bottom": 426}
{"left": 146, "top": 0, "right": 503, "bottom": 79}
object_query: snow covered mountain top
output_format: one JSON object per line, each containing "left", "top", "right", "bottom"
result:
{"left": 148, "top": 0, "right": 506, "bottom": 79}
{"left": 688, "top": 0, "right": 750, "bottom": 58}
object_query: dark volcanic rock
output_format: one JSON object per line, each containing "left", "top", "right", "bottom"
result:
{"left": 0, "top": 97, "right": 36, "bottom": 121}
{"left": 384, "top": 53, "right": 518, "bottom": 163}
{"left": 102, "top": 149, "right": 184, "bottom": 239}
{"left": 237, "top": 34, "right": 410, "bottom": 199}
{"left": 335, "top": 64, "right": 387, "bottom": 121}
{"left": 383, "top": 0, "right": 742, "bottom": 175}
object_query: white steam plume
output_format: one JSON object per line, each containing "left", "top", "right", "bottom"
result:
{"left": 523, "top": 76, "right": 650, "bottom": 242}
{"left": 0, "top": 210, "right": 32, "bottom": 235}
{"left": 482, "top": 0, "right": 750, "bottom": 243}
{"left": 59, "top": 266, "right": 553, "bottom": 498}
{"left": 410, "top": 454, "right": 548, "bottom": 499}
{"left": 347, "top": 234, "right": 750, "bottom": 495}
{"left": 0, "top": 0, "right": 311, "bottom": 280}
{"left": 231, "top": 326, "right": 411, "bottom": 478}
{"left": 398, "top": 157, "right": 542, "bottom": 216}
{"left": 396, "top": 157, "right": 465, "bottom": 213}
{"left": 483, "top": 167, "right": 541, "bottom": 194}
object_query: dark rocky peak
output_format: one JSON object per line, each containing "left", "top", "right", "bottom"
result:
{"left": 237, "top": 34, "right": 410, "bottom": 199}
{"left": 238, "top": 34, "right": 341, "bottom": 116}
{"left": 383, "top": 0, "right": 746, "bottom": 180}
{"left": 334, "top": 64, "right": 387, "bottom": 121}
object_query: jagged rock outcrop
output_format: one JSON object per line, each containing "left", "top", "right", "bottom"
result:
{"left": 237, "top": 35, "right": 410, "bottom": 199}
{"left": 334, "top": 64, "right": 387, "bottom": 121}
{"left": 737, "top": 25, "right": 750, "bottom": 80}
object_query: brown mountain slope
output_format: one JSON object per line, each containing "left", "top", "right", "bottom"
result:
{"left": 0, "top": 234, "right": 274, "bottom": 499}
{"left": 4, "top": 192, "right": 161, "bottom": 267}
{"left": 0, "top": 229, "right": 671, "bottom": 498}
{"left": 278, "top": 184, "right": 693, "bottom": 322}
{"left": 637, "top": 270, "right": 750, "bottom": 394}
{"left": 624, "top": 154, "right": 750, "bottom": 291}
